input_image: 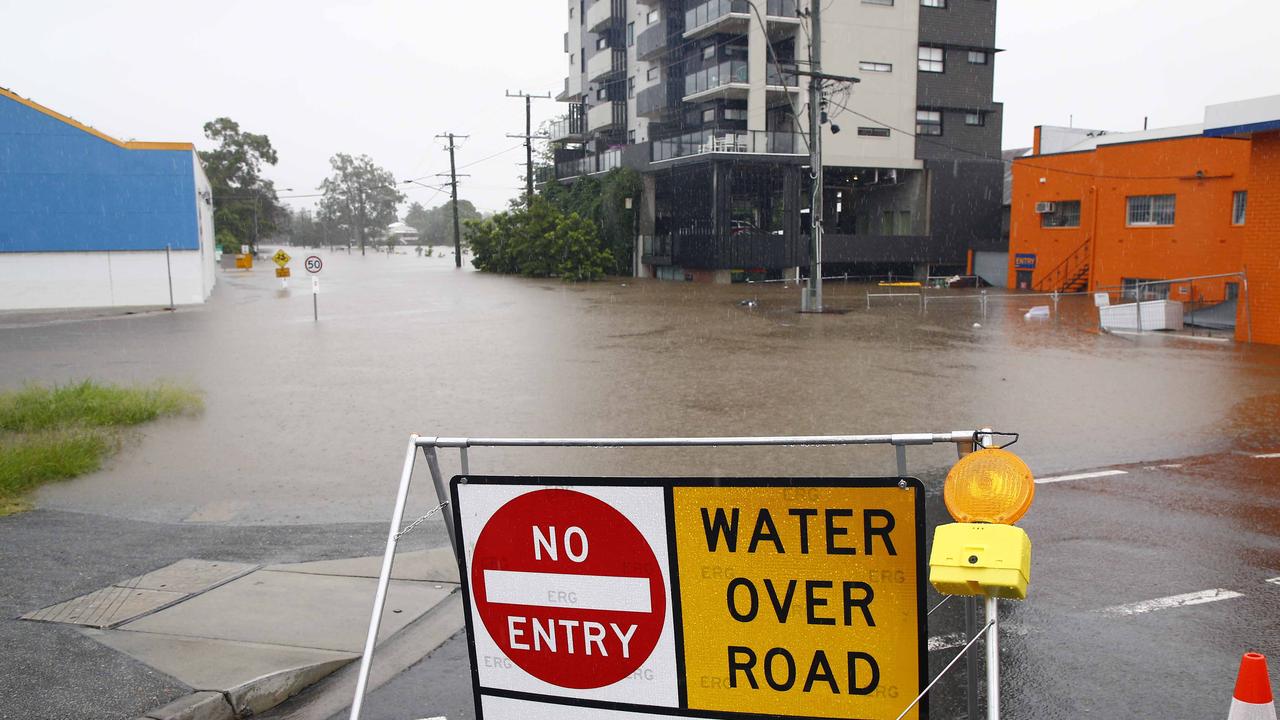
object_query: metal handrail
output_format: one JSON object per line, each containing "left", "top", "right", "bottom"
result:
{"left": 1034, "top": 237, "right": 1090, "bottom": 292}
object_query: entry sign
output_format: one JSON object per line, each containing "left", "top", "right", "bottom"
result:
{"left": 453, "top": 477, "right": 926, "bottom": 720}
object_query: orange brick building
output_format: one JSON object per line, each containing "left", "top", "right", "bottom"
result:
{"left": 1007, "top": 125, "right": 1251, "bottom": 311}
{"left": 1206, "top": 96, "right": 1280, "bottom": 344}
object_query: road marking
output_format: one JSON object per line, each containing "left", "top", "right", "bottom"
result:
{"left": 483, "top": 569, "right": 652, "bottom": 612}
{"left": 1036, "top": 469, "right": 1128, "bottom": 485}
{"left": 1253, "top": 452, "right": 1280, "bottom": 459}
{"left": 927, "top": 633, "right": 966, "bottom": 652}
{"left": 1102, "top": 588, "right": 1244, "bottom": 616}
{"left": 1265, "top": 577, "right": 1280, "bottom": 587}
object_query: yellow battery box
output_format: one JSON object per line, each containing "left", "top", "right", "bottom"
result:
{"left": 929, "top": 522, "right": 1031, "bottom": 600}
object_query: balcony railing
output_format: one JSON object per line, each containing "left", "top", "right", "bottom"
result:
{"left": 685, "top": 0, "right": 795, "bottom": 35}
{"left": 652, "top": 129, "right": 805, "bottom": 162}
{"left": 585, "top": 0, "right": 614, "bottom": 32}
{"left": 636, "top": 83, "right": 668, "bottom": 117}
{"left": 685, "top": 60, "right": 748, "bottom": 98}
{"left": 586, "top": 49, "right": 616, "bottom": 81}
{"left": 548, "top": 104, "right": 587, "bottom": 141}
{"left": 555, "top": 148, "right": 623, "bottom": 179}
{"left": 636, "top": 23, "right": 667, "bottom": 60}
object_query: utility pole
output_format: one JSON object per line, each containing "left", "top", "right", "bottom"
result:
{"left": 435, "top": 133, "right": 470, "bottom": 268}
{"left": 806, "top": 0, "right": 823, "bottom": 312}
{"left": 505, "top": 90, "right": 552, "bottom": 206}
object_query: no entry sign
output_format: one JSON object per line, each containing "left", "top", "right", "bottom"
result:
{"left": 453, "top": 477, "right": 926, "bottom": 720}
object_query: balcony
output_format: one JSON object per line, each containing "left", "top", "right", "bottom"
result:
{"left": 636, "top": 83, "right": 669, "bottom": 118}
{"left": 684, "top": 0, "right": 799, "bottom": 39}
{"left": 586, "top": 49, "right": 616, "bottom": 82}
{"left": 555, "top": 148, "right": 622, "bottom": 180}
{"left": 651, "top": 129, "right": 805, "bottom": 162}
{"left": 585, "top": 0, "right": 614, "bottom": 33}
{"left": 548, "top": 104, "right": 587, "bottom": 142}
{"left": 587, "top": 101, "right": 618, "bottom": 132}
{"left": 636, "top": 23, "right": 667, "bottom": 60}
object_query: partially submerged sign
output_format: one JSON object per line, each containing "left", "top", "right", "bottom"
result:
{"left": 453, "top": 476, "right": 926, "bottom": 720}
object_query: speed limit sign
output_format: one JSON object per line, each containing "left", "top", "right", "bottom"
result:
{"left": 304, "top": 255, "right": 323, "bottom": 274}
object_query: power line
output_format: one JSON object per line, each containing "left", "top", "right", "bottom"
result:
{"left": 506, "top": 90, "right": 554, "bottom": 205}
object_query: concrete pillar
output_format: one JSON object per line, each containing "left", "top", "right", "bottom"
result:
{"left": 747, "top": 7, "right": 767, "bottom": 134}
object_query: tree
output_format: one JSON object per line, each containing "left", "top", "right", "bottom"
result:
{"left": 467, "top": 197, "right": 611, "bottom": 281}
{"left": 198, "top": 118, "right": 280, "bottom": 254}
{"left": 317, "top": 153, "right": 405, "bottom": 256}
{"left": 541, "top": 168, "right": 641, "bottom": 275}
{"left": 404, "top": 202, "right": 430, "bottom": 241}
{"left": 404, "top": 199, "right": 483, "bottom": 246}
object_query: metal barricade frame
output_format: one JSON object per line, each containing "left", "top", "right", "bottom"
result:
{"left": 349, "top": 430, "right": 996, "bottom": 720}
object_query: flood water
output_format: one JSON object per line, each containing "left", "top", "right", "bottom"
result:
{"left": 1, "top": 248, "right": 1278, "bottom": 525}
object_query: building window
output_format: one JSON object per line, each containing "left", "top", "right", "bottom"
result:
{"left": 968, "top": 50, "right": 988, "bottom": 64}
{"left": 918, "top": 46, "right": 944, "bottom": 73}
{"left": 1040, "top": 200, "right": 1081, "bottom": 228}
{"left": 965, "top": 111, "right": 985, "bottom": 126}
{"left": 921, "top": 0, "right": 945, "bottom": 6}
{"left": 1127, "top": 194, "right": 1176, "bottom": 226}
{"left": 863, "top": 0, "right": 894, "bottom": 5}
{"left": 916, "top": 110, "right": 942, "bottom": 135}
{"left": 628, "top": 76, "right": 635, "bottom": 98}
{"left": 627, "top": 22, "right": 635, "bottom": 46}
{"left": 629, "top": 129, "right": 636, "bottom": 144}
{"left": 859, "top": 61, "right": 892, "bottom": 73}
{"left": 647, "top": 66, "right": 659, "bottom": 81}
{"left": 858, "top": 126, "right": 890, "bottom": 137}
{"left": 724, "top": 107, "right": 747, "bottom": 121}
{"left": 569, "top": 6, "right": 574, "bottom": 17}
{"left": 702, "top": 44, "right": 716, "bottom": 60}
{"left": 1232, "top": 190, "right": 1247, "bottom": 225}
{"left": 570, "top": 53, "right": 575, "bottom": 66}
{"left": 647, "top": 9, "right": 659, "bottom": 24}
{"left": 597, "top": 87, "right": 607, "bottom": 100}
{"left": 581, "top": 54, "right": 586, "bottom": 72}
{"left": 596, "top": 36, "right": 609, "bottom": 50}
{"left": 702, "top": 107, "right": 716, "bottom": 123}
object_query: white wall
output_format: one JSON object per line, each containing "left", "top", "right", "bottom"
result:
{"left": 193, "top": 151, "right": 216, "bottom": 301}
{"left": 817, "top": 0, "right": 922, "bottom": 169}
{"left": 0, "top": 250, "right": 208, "bottom": 310}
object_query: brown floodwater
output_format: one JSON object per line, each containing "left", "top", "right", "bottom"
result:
{"left": 1, "top": 249, "right": 1277, "bottom": 524}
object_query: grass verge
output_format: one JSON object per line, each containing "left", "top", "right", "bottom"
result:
{"left": 0, "top": 381, "right": 202, "bottom": 516}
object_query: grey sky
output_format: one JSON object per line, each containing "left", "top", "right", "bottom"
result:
{"left": 2, "top": 0, "right": 1277, "bottom": 214}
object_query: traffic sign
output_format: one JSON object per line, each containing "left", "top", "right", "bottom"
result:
{"left": 273, "top": 249, "right": 291, "bottom": 268}
{"left": 275, "top": 267, "right": 291, "bottom": 278}
{"left": 453, "top": 477, "right": 926, "bottom": 720}
{"left": 305, "top": 255, "right": 323, "bottom": 274}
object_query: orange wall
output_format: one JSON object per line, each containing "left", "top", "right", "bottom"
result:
{"left": 1009, "top": 135, "right": 1251, "bottom": 304}
{"left": 1239, "top": 132, "right": 1280, "bottom": 343}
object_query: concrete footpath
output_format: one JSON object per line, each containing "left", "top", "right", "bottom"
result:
{"left": 0, "top": 510, "right": 457, "bottom": 720}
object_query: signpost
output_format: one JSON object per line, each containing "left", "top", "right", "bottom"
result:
{"left": 453, "top": 476, "right": 926, "bottom": 720}
{"left": 305, "top": 255, "right": 322, "bottom": 321}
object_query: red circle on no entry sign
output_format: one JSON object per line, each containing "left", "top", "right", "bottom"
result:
{"left": 470, "top": 489, "right": 666, "bottom": 689}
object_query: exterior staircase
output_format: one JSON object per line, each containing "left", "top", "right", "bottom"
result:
{"left": 1035, "top": 239, "right": 1091, "bottom": 293}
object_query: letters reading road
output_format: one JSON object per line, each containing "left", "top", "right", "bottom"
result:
{"left": 453, "top": 478, "right": 925, "bottom": 720}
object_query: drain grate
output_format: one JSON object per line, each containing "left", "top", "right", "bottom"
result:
{"left": 22, "top": 559, "right": 257, "bottom": 629}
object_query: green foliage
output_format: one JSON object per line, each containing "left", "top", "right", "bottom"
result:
{"left": 287, "top": 208, "right": 341, "bottom": 247}
{"left": 0, "top": 381, "right": 203, "bottom": 514}
{"left": 198, "top": 118, "right": 281, "bottom": 252}
{"left": 467, "top": 197, "right": 612, "bottom": 281}
{"left": 404, "top": 199, "right": 483, "bottom": 246}
{"left": 318, "top": 153, "right": 406, "bottom": 253}
{"left": 216, "top": 230, "right": 241, "bottom": 255}
{"left": 539, "top": 168, "right": 641, "bottom": 276}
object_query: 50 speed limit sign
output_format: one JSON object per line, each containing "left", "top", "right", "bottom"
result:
{"left": 304, "top": 255, "right": 323, "bottom": 274}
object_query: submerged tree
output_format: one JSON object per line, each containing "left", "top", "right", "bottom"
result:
{"left": 467, "top": 197, "right": 611, "bottom": 281}
{"left": 317, "top": 153, "right": 405, "bottom": 255}
{"left": 198, "top": 118, "right": 280, "bottom": 254}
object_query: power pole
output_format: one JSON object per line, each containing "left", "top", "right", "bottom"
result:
{"left": 806, "top": 0, "right": 823, "bottom": 312}
{"left": 435, "top": 133, "right": 470, "bottom": 268}
{"left": 506, "top": 90, "right": 552, "bottom": 206}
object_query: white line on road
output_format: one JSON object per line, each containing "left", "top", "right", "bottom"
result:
{"left": 1266, "top": 577, "right": 1280, "bottom": 586}
{"left": 1036, "top": 469, "right": 1128, "bottom": 485}
{"left": 1102, "top": 588, "right": 1244, "bottom": 616}
{"left": 1253, "top": 452, "right": 1280, "bottom": 459}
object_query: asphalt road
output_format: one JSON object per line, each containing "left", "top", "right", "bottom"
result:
{"left": 317, "top": 451, "right": 1280, "bottom": 720}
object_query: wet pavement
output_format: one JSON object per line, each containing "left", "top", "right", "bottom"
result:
{"left": 0, "top": 249, "right": 1277, "bottom": 525}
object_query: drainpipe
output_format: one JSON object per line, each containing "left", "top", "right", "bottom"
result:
{"left": 1088, "top": 184, "right": 1100, "bottom": 292}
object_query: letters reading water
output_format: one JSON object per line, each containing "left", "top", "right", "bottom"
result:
{"left": 700, "top": 507, "right": 897, "bottom": 556}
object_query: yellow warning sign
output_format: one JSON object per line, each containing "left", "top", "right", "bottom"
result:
{"left": 275, "top": 267, "right": 291, "bottom": 278}
{"left": 272, "top": 249, "right": 291, "bottom": 268}
{"left": 672, "top": 483, "right": 924, "bottom": 719}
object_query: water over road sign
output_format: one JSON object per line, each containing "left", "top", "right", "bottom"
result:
{"left": 453, "top": 476, "right": 926, "bottom": 720}
{"left": 273, "top": 249, "right": 291, "bottom": 268}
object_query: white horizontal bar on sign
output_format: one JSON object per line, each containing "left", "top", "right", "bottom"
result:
{"left": 1102, "top": 588, "right": 1244, "bottom": 616}
{"left": 1035, "top": 469, "right": 1128, "bottom": 485}
{"left": 483, "top": 695, "right": 670, "bottom": 719}
{"left": 1253, "top": 452, "right": 1280, "bottom": 459}
{"left": 483, "top": 570, "right": 652, "bottom": 613}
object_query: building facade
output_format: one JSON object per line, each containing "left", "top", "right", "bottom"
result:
{"left": 551, "top": 0, "right": 1004, "bottom": 282}
{"left": 0, "top": 87, "right": 215, "bottom": 310}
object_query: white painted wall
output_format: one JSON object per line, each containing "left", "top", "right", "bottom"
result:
{"left": 193, "top": 151, "right": 216, "bottom": 301}
{"left": 0, "top": 250, "right": 208, "bottom": 310}
{"left": 817, "top": 0, "right": 922, "bottom": 169}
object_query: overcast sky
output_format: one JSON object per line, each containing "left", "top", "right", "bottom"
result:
{"left": 2, "top": 0, "right": 1277, "bottom": 214}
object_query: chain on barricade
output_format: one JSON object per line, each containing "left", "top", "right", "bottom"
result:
{"left": 394, "top": 501, "right": 449, "bottom": 540}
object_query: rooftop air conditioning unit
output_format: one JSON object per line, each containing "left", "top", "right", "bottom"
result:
{"left": 1034, "top": 201, "right": 1056, "bottom": 214}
